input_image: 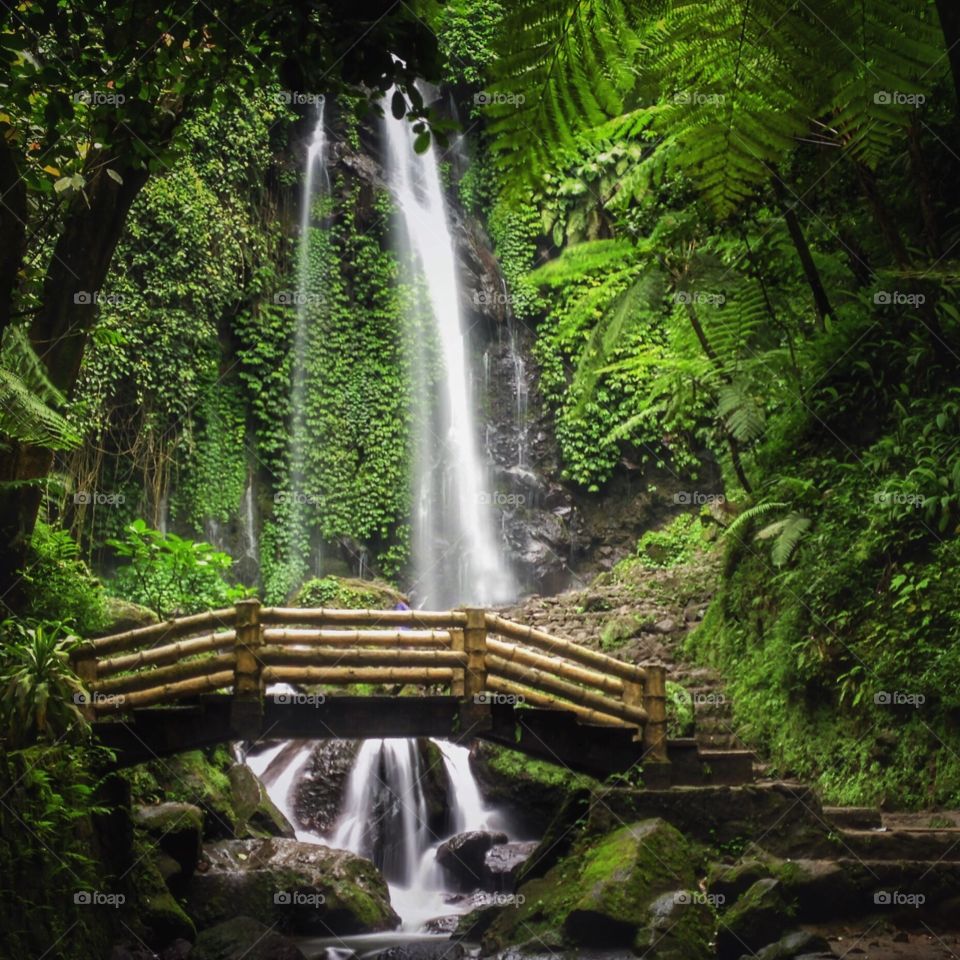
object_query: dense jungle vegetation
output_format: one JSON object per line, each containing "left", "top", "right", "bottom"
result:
{"left": 1, "top": 0, "right": 960, "bottom": 954}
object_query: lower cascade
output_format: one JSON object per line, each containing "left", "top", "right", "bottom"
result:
{"left": 247, "top": 734, "right": 522, "bottom": 943}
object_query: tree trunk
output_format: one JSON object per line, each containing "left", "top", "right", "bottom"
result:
{"left": 935, "top": 0, "right": 960, "bottom": 118}
{"left": 0, "top": 157, "right": 150, "bottom": 598}
{"left": 907, "top": 121, "right": 942, "bottom": 257}
{"left": 768, "top": 172, "right": 834, "bottom": 332}
{"left": 0, "top": 137, "right": 27, "bottom": 342}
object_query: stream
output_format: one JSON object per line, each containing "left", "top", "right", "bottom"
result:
{"left": 246, "top": 732, "right": 523, "bottom": 957}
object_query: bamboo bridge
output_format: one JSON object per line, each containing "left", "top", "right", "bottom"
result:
{"left": 74, "top": 600, "right": 753, "bottom": 784}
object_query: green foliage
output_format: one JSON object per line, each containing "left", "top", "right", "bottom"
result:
{"left": 292, "top": 576, "right": 406, "bottom": 610}
{"left": 19, "top": 522, "right": 106, "bottom": 634}
{"left": 666, "top": 680, "right": 694, "bottom": 738}
{"left": 0, "top": 328, "right": 80, "bottom": 451}
{"left": 635, "top": 513, "right": 705, "bottom": 570}
{"left": 107, "top": 519, "right": 249, "bottom": 619}
{"left": 0, "top": 620, "right": 87, "bottom": 748}
{"left": 429, "top": 0, "right": 505, "bottom": 87}
{"left": 0, "top": 745, "right": 116, "bottom": 960}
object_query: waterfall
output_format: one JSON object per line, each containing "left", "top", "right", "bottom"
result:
{"left": 383, "top": 93, "right": 515, "bottom": 608}
{"left": 288, "top": 100, "right": 328, "bottom": 576}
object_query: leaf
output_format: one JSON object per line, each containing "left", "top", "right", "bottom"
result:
{"left": 413, "top": 131, "right": 430, "bottom": 154}
{"left": 53, "top": 177, "right": 72, "bottom": 193}
{"left": 106, "top": 168, "right": 123, "bottom": 184}
{"left": 391, "top": 89, "right": 406, "bottom": 120}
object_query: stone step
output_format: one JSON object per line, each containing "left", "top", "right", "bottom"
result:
{"left": 837, "top": 828, "right": 960, "bottom": 862}
{"left": 823, "top": 806, "right": 882, "bottom": 830}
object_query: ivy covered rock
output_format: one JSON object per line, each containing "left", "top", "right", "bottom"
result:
{"left": 98, "top": 596, "right": 159, "bottom": 634}
{"left": 291, "top": 575, "right": 407, "bottom": 609}
{"left": 482, "top": 818, "right": 702, "bottom": 952}
{"left": 185, "top": 838, "right": 399, "bottom": 935}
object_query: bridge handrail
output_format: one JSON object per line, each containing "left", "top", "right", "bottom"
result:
{"left": 73, "top": 600, "right": 668, "bottom": 761}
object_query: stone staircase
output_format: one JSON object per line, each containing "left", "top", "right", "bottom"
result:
{"left": 501, "top": 557, "right": 760, "bottom": 783}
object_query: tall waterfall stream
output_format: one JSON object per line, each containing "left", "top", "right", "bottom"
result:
{"left": 241, "top": 92, "right": 529, "bottom": 955}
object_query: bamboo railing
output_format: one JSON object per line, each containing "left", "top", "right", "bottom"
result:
{"left": 72, "top": 600, "right": 668, "bottom": 761}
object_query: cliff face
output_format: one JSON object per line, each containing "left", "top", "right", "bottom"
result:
{"left": 175, "top": 100, "right": 719, "bottom": 599}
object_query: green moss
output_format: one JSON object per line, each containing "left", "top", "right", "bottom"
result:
{"left": 291, "top": 575, "right": 406, "bottom": 610}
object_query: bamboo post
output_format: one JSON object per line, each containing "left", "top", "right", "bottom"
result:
{"left": 449, "top": 628, "right": 466, "bottom": 696}
{"left": 459, "top": 607, "right": 491, "bottom": 734}
{"left": 231, "top": 598, "right": 264, "bottom": 738}
{"left": 642, "top": 663, "right": 669, "bottom": 767}
{"left": 73, "top": 642, "right": 99, "bottom": 721}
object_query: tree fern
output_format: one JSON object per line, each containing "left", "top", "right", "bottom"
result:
{"left": 0, "top": 329, "right": 80, "bottom": 450}
{"left": 756, "top": 512, "right": 812, "bottom": 566}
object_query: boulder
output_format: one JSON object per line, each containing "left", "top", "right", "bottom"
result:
{"left": 483, "top": 818, "right": 699, "bottom": 952}
{"left": 186, "top": 837, "right": 399, "bottom": 935}
{"left": 228, "top": 763, "right": 295, "bottom": 838}
{"left": 145, "top": 749, "right": 238, "bottom": 839}
{"left": 190, "top": 916, "right": 306, "bottom": 960}
{"left": 484, "top": 841, "right": 539, "bottom": 890}
{"left": 717, "top": 878, "right": 791, "bottom": 960}
{"left": 749, "top": 930, "right": 832, "bottom": 960}
{"left": 132, "top": 802, "right": 203, "bottom": 880}
{"left": 436, "top": 830, "right": 508, "bottom": 891}
{"left": 97, "top": 597, "right": 159, "bottom": 635}
{"left": 129, "top": 832, "right": 196, "bottom": 946}
{"left": 633, "top": 890, "right": 714, "bottom": 959}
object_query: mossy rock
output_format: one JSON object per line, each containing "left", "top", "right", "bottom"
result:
{"left": 600, "top": 613, "right": 648, "bottom": 649}
{"left": 141, "top": 750, "right": 237, "bottom": 839}
{"left": 96, "top": 596, "right": 159, "bottom": 635}
{"left": 191, "top": 916, "right": 305, "bottom": 960}
{"left": 228, "top": 763, "right": 295, "bottom": 838}
{"left": 130, "top": 833, "right": 196, "bottom": 946}
{"left": 716, "top": 878, "right": 792, "bottom": 960}
{"left": 132, "top": 802, "right": 203, "bottom": 879}
{"left": 483, "top": 818, "right": 699, "bottom": 951}
{"left": 471, "top": 741, "right": 596, "bottom": 837}
{"left": 707, "top": 858, "right": 778, "bottom": 906}
{"left": 291, "top": 576, "right": 407, "bottom": 610}
{"left": 186, "top": 838, "right": 399, "bottom": 935}
{"left": 633, "top": 890, "right": 714, "bottom": 959}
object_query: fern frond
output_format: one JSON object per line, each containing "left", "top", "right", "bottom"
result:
{"left": 756, "top": 512, "right": 812, "bottom": 565}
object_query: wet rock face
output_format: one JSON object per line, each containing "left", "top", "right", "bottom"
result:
{"left": 293, "top": 740, "right": 360, "bottom": 835}
{"left": 437, "top": 830, "right": 509, "bottom": 892}
{"left": 189, "top": 916, "right": 306, "bottom": 960}
{"left": 484, "top": 841, "right": 540, "bottom": 891}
